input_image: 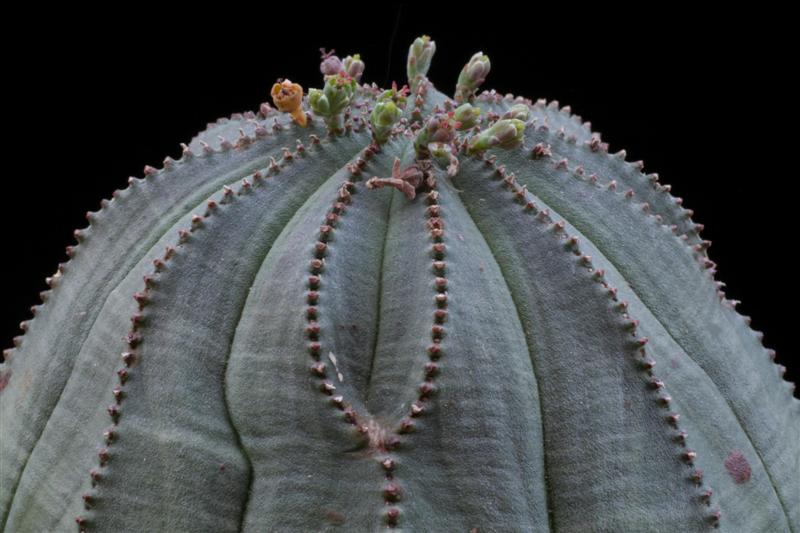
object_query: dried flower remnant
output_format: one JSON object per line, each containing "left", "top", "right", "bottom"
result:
{"left": 366, "top": 157, "right": 432, "bottom": 200}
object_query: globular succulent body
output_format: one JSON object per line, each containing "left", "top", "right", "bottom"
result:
{"left": 0, "top": 37, "right": 797, "bottom": 533}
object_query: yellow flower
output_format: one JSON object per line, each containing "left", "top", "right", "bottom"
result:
{"left": 270, "top": 79, "right": 307, "bottom": 127}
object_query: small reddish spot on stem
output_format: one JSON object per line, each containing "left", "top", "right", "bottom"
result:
{"left": 724, "top": 450, "right": 751, "bottom": 484}
{"left": 325, "top": 510, "right": 346, "bottom": 525}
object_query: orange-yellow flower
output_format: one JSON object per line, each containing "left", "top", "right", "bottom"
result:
{"left": 270, "top": 79, "right": 307, "bottom": 127}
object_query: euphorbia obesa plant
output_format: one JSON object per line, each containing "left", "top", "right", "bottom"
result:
{"left": 0, "top": 36, "right": 797, "bottom": 532}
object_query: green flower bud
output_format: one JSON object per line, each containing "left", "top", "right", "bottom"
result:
{"left": 308, "top": 73, "right": 357, "bottom": 130}
{"left": 467, "top": 119, "right": 525, "bottom": 154}
{"left": 376, "top": 82, "right": 410, "bottom": 108}
{"left": 407, "top": 35, "right": 436, "bottom": 81}
{"left": 370, "top": 100, "right": 401, "bottom": 143}
{"left": 430, "top": 143, "right": 460, "bottom": 177}
{"left": 308, "top": 89, "right": 330, "bottom": 115}
{"left": 343, "top": 54, "right": 365, "bottom": 82}
{"left": 503, "top": 103, "right": 530, "bottom": 121}
{"left": 455, "top": 52, "right": 491, "bottom": 103}
{"left": 415, "top": 113, "right": 458, "bottom": 157}
{"left": 453, "top": 103, "right": 481, "bottom": 130}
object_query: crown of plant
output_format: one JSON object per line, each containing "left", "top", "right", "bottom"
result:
{"left": 0, "top": 36, "right": 797, "bottom": 533}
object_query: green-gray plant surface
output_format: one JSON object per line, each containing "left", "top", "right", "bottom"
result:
{"left": 0, "top": 36, "right": 797, "bottom": 532}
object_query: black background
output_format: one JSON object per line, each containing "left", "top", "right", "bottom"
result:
{"left": 3, "top": 6, "right": 797, "bottom": 393}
